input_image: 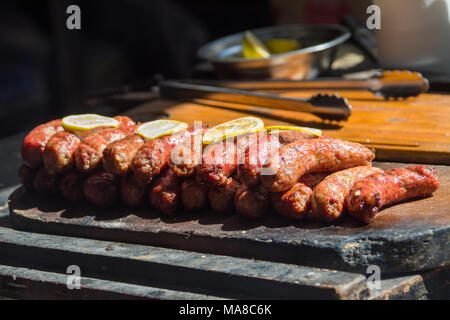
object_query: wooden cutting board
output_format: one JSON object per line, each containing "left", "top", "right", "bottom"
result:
{"left": 125, "top": 90, "right": 450, "bottom": 164}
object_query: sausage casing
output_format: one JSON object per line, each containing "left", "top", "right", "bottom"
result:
{"left": 181, "top": 179, "right": 209, "bottom": 211}
{"left": 270, "top": 183, "right": 313, "bottom": 220}
{"left": 346, "top": 165, "right": 439, "bottom": 224}
{"left": 149, "top": 168, "right": 181, "bottom": 216}
{"left": 310, "top": 166, "right": 384, "bottom": 221}
{"left": 209, "top": 177, "right": 241, "bottom": 214}
{"left": 261, "top": 138, "right": 375, "bottom": 192}
{"left": 22, "top": 119, "right": 63, "bottom": 168}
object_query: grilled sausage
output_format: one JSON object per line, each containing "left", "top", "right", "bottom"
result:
{"left": 237, "top": 131, "right": 317, "bottom": 188}
{"left": 59, "top": 170, "right": 85, "bottom": 202}
{"left": 83, "top": 170, "right": 119, "bottom": 207}
{"left": 43, "top": 132, "right": 81, "bottom": 174}
{"left": 198, "top": 133, "right": 257, "bottom": 187}
{"left": 103, "top": 134, "right": 145, "bottom": 176}
{"left": 346, "top": 165, "right": 439, "bottom": 224}
{"left": 298, "top": 172, "right": 331, "bottom": 189}
{"left": 22, "top": 119, "right": 63, "bottom": 168}
{"left": 120, "top": 173, "right": 146, "bottom": 207}
{"left": 149, "top": 168, "right": 181, "bottom": 216}
{"left": 132, "top": 127, "right": 204, "bottom": 186}
{"left": 33, "top": 166, "right": 60, "bottom": 195}
{"left": 209, "top": 177, "right": 241, "bottom": 214}
{"left": 234, "top": 185, "right": 269, "bottom": 219}
{"left": 270, "top": 183, "right": 313, "bottom": 220}
{"left": 168, "top": 130, "right": 205, "bottom": 177}
{"left": 310, "top": 166, "right": 384, "bottom": 221}
{"left": 181, "top": 179, "right": 209, "bottom": 211}
{"left": 75, "top": 116, "right": 136, "bottom": 173}
{"left": 277, "top": 130, "right": 316, "bottom": 145}
{"left": 261, "top": 138, "right": 375, "bottom": 192}
{"left": 19, "top": 164, "right": 38, "bottom": 190}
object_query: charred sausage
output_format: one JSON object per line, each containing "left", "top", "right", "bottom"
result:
{"left": 234, "top": 185, "right": 269, "bottom": 219}
{"left": 181, "top": 179, "right": 209, "bottom": 211}
{"left": 346, "top": 165, "right": 439, "bottom": 224}
{"left": 237, "top": 131, "right": 317, "bottom": 188}
{"left": 270, "top": 183, "right": 312, "bottom": 220}
{"left": 120, "top": 173, "right": 146, "bottom": 207}
{"left": 75, "top": 116, "right": 136, "bottom": 173}
{"left": 22, "top": 119, "right": 63, "bottom": 168}
{"left": 103, "top": 134, "right": 145, "bottom": 176}
{"left": 132, "top": 127, "right": 204, "bottom": 186}
{"left": 168, "top": 129, "right": 205, "bottom": 177}
{"left": 19, "top": 164, "right": 38, "bottom": 190}
{"left": 149, "top": 168, "right": 181, "bottom": 216}
{"left": 83, "top": 170, "right": 119, "bottom": 207}
{"left": 261, "top": 138, "right": 375, "bottom": 192}
{"left": 59, "top": 170, "right": 85, "bottom": 202}
{"left": 209, "top": 177, "right": 241, "bottom": 214}
{"left": 310, "top": 166, "right": 384, "bottom": 221}
{"left": 33, "top": 166, "right": 60, "bottom": 195}
{"left": 298, "top": 172, "right": 331, "bottom": 189}
{"left": 198, "top": 133, "right": 257, "bottom": 187}
{"left": 43, "top": 132, "right": 81, "bottom": 174}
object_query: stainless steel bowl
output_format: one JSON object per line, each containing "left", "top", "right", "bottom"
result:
{"left": 198, "top": 24, "right": 350, "bottom": 80}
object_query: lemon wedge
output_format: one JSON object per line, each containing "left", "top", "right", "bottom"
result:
{"left": 265, "top": 125, "right": 322, "bottom": 137}
{"left": 62, "top": 114, "right": 119, "bottom": 132}
{"left": 264, "top": 39, "right": 301, "bottom": 54}
{"left": 136, "top": 119, "right": 188, "bottom": 139}
{"left": 242, "top": 30, "right": 270, "bottom": 59}
{"left": 203, "top": 117, "right": 264, "bottom": 145}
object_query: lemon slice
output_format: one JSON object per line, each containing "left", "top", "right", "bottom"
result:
{"left": 264, "top": 39, "right": 301, "bottom": 54}
{"left": 136, "top": 119, "right": 188, "bottom": 139}
{"left": 203, "top": 117, "right": 264, "bottom": 145}
{"left": 62, "top": 114, "right": 119, "bottom": 132}
{"left": 242, "top": 30, "right": 270, "bottom": 59}
{"left": 265, "top": 125, "right": 322, "bottom": 137}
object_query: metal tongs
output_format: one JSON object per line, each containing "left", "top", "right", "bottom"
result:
{"left": 156, "top": 81, "right": 351, "bottom": 121}
{"left": 186, "top": 70, "right": 430, "bottom": 99}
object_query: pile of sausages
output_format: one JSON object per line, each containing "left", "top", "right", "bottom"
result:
{"left": 19, "top": 116, "right": 440, "bottom": 224}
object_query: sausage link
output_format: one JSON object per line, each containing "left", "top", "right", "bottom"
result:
{"left": 43, "top": 131, "right": 81, "bottom": 174}
{"left": 346, "top": 165, "right": 440, "bottom": 224}
{"left": 198, "top": 133, "right": 257, "bottom": 187}
{"left": 209, "top": 177, "right": 241, "bottom": 214}
{"left": 75, "top": 116, "right": 136, "bottom": 173}
{"left": 234, "top": 185, "right": 269, "bottom": 219}
{"left": 120, "top": 173, "right": 146, "bottom": 207}
{"left": 19, "top": 164, "right": 38, "bottom": 190}
{"left": 149, "top": 168, "right": 181, "bottom": 216}
{"left": 132, "top": 127, "right": 203, "bottom": 186}
{"left": 83, "top": 170, "right": 119, "bottom": 207}
{"left": 59, "top": 170, "right": 85, "bottom": 202}
{"left": 298, "top": 172, "right": 331, "bottom": 189}
{"left": 33, "top": 167, "right": 60, "bottom": 195}
{"left": 103, "top": 134, "right": 145, "bottom": 176}
{"left": 22, "top": 119, "right": 63, "bottom": 168}
{"left": 237, "top": 131, "right": 317, "bottom": 188}
{"left": 261, "top": 138, "right": 375, "bottom": 192}
{"left": 277, "top": 130, "right": 316, "bottom": 145}
{"left": 181, "top": 179, "right": 209, "bottom": 211}
{"left": 310, "top": 166, "right": 384, "bottom": 221}
{"left": 270, "top": 183, "right": 312, "bottom": 220}
{"left": 168, "top": 127, "right": 206, "bottom": 177}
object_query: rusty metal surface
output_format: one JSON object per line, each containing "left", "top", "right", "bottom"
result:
{"left": 8, "top": 162, "right": 450, "bottom": 275}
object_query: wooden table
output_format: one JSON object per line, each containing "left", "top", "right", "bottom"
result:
{"left": 0, "top": 91, "right": 449, "bottom": 299}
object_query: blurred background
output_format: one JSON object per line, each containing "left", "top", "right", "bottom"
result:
{"left": 1, "top": 0, "right": 449, "bottom": 137}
